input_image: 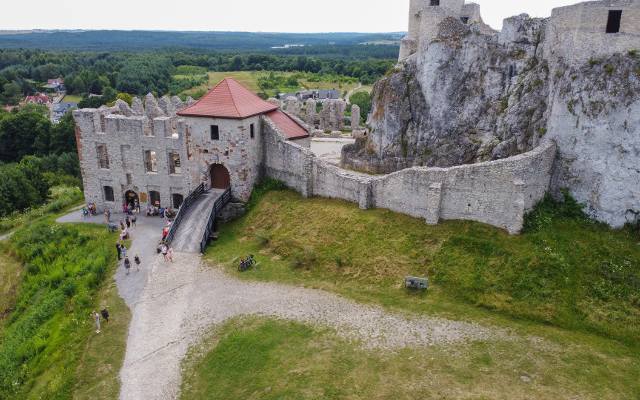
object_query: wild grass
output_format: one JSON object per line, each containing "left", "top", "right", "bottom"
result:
{"left": 205, "top": 186, "right": 640, "bottom": 346}
{"left": 180, "top": 317, "right": 640, "bottom": 400}
{"left": 0, "top": 185, "right": 83, "bottom": 234}
{"left": 0, "top": 220, "right": 129, "bottom": 399}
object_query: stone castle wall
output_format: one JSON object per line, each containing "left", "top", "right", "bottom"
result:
{"left": 73, "top": 106, "right": 192, "bottom": 212}
{"left": 183, "top": 115, "right": 263, "bottom": 202}
{"left": 263, "top": 116, "right": 557, "bottom": 234}
{"left": 545, "top": 0, "right": 640, "bottom": 65}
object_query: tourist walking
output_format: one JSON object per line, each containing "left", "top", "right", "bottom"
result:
{"left": 101, "top": 307, "right": 110, "bottom": 323}
{"left": 167, "top": 247, "right": 174, "bottom": 263}
{"left": 121, "top": 244, "right": 128, "bottom": 258}
{"left": 131, "top": 215, "right": 137, "bottom": 227}
{"left": 126, "top": 216, "right": 131, "bottom": 229}
{"left": 104, "top": 209, "right": 110, "bottom": 224}
{"left": 116, "top": 242, "right": 122, "bottom": 260}
{"left": 92, "top": 311, "right": 101, "bottom": 334}
{"left": 134, "top": 255, "right": 141, "bottom": 271}
{"left": 161, "top": 244, "right": 169, "bottom": 262}
{"left": 124, "top": 256, "right": 131, "bottom": 275}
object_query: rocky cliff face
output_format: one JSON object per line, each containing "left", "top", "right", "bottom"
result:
{"left": 343, "top": 16, "right": 550, "bottom": 173}
{"left": 343, "top": 14, "right": 640, "bottom": 228}
{"left": 547, "top": 54, "right": 640, "bottom": 227}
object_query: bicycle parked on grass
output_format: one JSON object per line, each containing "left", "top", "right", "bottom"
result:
{"left": 238, "top": 255, "right": 256, "bottom": 272}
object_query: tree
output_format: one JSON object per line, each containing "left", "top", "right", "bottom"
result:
{"left": 349, "top": 91, "right": 372, "bottom": 123}
{"left": 50, "top": 113, "right": 77, "bottom": 155}
{"left": 0, "top": 107, "right": 52, "bottom": 162}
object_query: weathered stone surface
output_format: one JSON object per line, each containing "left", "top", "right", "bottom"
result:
{"left": 346, "top": 1, "right": 640, "bottom": 227}
{"left": 131, "top": 97, "right": 144, "bottom": 115}
{"left": 264, "top": 114, "right": 556, "bottom": 234}
{"left": 547, "top": 54, "right": 640, "bottom": 227}
{"left": 351, "top": 104, "right": 361, "bottom": 131}
{"left": 115, "top": 99, "right": 134, "bottom": 116}
{"left": 305, "top": 98, "right": 317, "bottom": 127}
{"left": 144, "top": 93, "right": 165, "bottom": 119}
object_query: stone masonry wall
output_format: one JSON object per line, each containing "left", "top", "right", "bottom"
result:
{"left": 263, "top": 115, "right": 557, "bottom": 234}
{"left": 183, "top": 115, "right": 263, "bottom": 202}
{"left": 73, "top": 108, "right": 192, "bottom": 212}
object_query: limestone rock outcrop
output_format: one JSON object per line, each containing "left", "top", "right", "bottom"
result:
{"left": 343, "top": 6, "right": 640, "bottom": 228}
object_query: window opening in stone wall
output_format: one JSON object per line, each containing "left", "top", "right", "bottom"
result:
{"left": 97, "top": 144, "right": 110, "bottom": 169}
{"left": 169, "top": 152, "right": 182, "bottom": 174}
{"left": 460, "top": 17, "right": 469, "bottom": 24}
{"left": 172, "top": 193, "right": 184, "bottom": 209}
{"left": 120, "top": 144, "right": 131, "bottom": 170}
{"left": 430, "top": 0, "right": 440, "bottom": 6}
{"left": 250, "top": 123, "right": 255, "bottom": 139}
{"left": 144, "top": 150, "right": 158, "bottom": 173}
{"left": 606, "top": 10, "right": 622, "bottom": 33}
{"left": 211, "top": 125, "right": 219, "bottom": 140}
{"left": 149, "top": 190, "right": 161, "bottom": 206}
{"left": 103, "top": 186, "right": 114, "bottom": 202}
{"left": 126, "top": 174, "right": 132, "bottom": 185}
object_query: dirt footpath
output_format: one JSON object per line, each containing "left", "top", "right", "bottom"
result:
{"left": 119, "top": 252, "right": 500, "bottom": 400}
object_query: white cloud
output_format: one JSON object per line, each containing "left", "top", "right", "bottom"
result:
{"left": 0, "top": 0, "right": 583, "bottom": 32}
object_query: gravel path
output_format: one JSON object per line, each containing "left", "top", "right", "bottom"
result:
{"left": 56, "top": 209, "right": 502, "bottom": 400}
{"left": 120, "top": 252, "right": 501, "bottom": 400}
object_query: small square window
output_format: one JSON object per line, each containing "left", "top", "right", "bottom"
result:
{"left": 250, "top": 123, "right": 255, "bottom": 139}
{"left": 211, "top": 125, "right": 219, "bottom": 140}
{"left": 460, "top": 17, "right": 469, "bottom": 24}
{"left": 169, "top": 152, "right": 181, "bottom": 174}
{"left": 430, "top": 0, "right": 440, "bottom": 6}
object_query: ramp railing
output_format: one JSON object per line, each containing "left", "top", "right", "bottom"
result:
{"left": 165, "top": 183, "right": 205, "bottom": 245}
{"left": 199, "top": 187, "right": 232, "bottom": 253}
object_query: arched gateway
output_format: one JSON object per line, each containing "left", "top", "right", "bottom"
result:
{"left": 210, "top": 164, "right": 231, "bottom": 190}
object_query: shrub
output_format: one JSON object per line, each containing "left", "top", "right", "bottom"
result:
{"left": 523, "top": 190, "right": 587, "bottom": 233}
{"left": 0, "top": 222, "right": 116, "bottom": 399}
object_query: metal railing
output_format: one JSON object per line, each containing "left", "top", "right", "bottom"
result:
{"left": 165, "top": 183, "right": 205, "bottom": 244}
{"left": 199, "top": 187, "right": 232, "bottom": 253}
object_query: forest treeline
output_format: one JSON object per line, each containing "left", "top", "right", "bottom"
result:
{"left": 0, "top": 105, "right": 79, "bottom": 218}
{"left": 0, "top": 49, "right": 395, "bottom": 104}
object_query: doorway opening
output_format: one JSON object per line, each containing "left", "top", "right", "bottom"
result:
{"left": 210, "top": 164, "right": 231, "bottom": 190}
{"left": 172, "top": 193, "right": 185, "bottom": 209}
{"left": 124, "top": 190, "right": 139, "bottom": 209}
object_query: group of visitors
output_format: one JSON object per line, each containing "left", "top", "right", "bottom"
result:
{"left": 82, "top": 203, "right": 98, "bottom": 218}
{"left": 91, "top": 307, "right": 110, "bottom": 334}
{"left": 147, "top": 202, "right": 177, "bottom": 221}
{"left": 123, "top": 199, "right": 141, "bottom": 215}
{"left": 116, "top": 241, "right": 142, "bottom": 275}
{"left": 118, "top": 215, "right": 137, "bottom": 241}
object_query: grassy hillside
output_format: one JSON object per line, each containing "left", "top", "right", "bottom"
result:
{"left": 181, "top": 317, "right": 639, "bottom": 400}
{"left": 197, "top": 185, "right": 640, "bottom": 398}
{"left": 0, "top": 221, "right": 129, "bottom": 399}
{"left": 205, "top": 186, "right": 640, "bottom": 345}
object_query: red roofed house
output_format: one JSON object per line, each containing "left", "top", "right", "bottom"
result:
{"left": 177, "top": 77, "right": 310, "bottom": 201}
{"left": 24, "top": 92, "right": 51, "bottom": 105}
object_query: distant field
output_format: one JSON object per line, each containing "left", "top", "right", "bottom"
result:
{"left": 62, "top": 94, "right": 82, "bottom": 103}
{"left": 179, "top": 70, "right": 362, "bottom": 99}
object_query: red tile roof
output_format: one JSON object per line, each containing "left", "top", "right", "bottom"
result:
{"left": 177, "top": 78, "right": 278, "bottom": 119}
{"left": 266, "top": 110, "right": 309, "bottom": 140}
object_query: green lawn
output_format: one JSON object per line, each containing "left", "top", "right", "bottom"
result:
{"left": 62, "top": 94, "right": 83, "bottom": 103}
{"left": 181, "top": 317, "right": 639, "bottom": 400}
{"left": 197, "top": 184, "right": 640, "bottom": 397}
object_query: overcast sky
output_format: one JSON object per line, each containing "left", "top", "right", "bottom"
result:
{"left": 1, "top": 0, "right": 581, "bottom": 32}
